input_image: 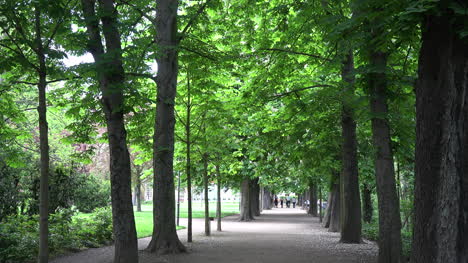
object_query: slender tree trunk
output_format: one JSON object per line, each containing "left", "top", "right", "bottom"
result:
{"left": 216, "top": 165, "right": 222, "bottom": 231}
{"left": 147, "top": 0, "right": 185, "bottom": 254}
{"left": 185, "top": 74, "right": 192, "bottom": 243}
{"left": 136, "top": 168, "right": 142, "bottom": 212}
{"left": 203, "top": 154, "right": 210, "bottom": 236}
{"left": 35, "top": 7, "right": 49, "bottom": 262}
{"left": 308, "top": 181, "right": 318, "bottom": 216}
{"left": 362, "top": 183, "right": 373, "bottom": 223}
{"left": 368, "top": 50, "right": 403, "bottom": 263}
{"left": 329, "top": 173, "right": 341, "bottom": 233}
{"left": 340, "top": 51, "right": 362, "bottom": 243}
{"left": 81, "top": 0, "right": 138, "bottom": 261}
{"left": 239, "top": 178, "right": 254, "bottom": 221}
{"left": 412, "top": 6, "right": 468, "bottom": 262}
{"left": 319, "top": 187, "right": 323, "bottom": 223}
{"left": 323, "top": 191, "right": 332, "bottom": 228}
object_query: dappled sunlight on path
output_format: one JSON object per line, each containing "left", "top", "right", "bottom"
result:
{"left": 52, "top": 207, "right": 377, "bottom": 263}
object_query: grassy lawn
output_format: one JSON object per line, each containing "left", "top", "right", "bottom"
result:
{"left": 76, "top": 201, "right": 239, "bottom": 238}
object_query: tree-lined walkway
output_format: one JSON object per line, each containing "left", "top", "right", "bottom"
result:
{"left": 52, "top": 208, "right": 377, "bottom": 263}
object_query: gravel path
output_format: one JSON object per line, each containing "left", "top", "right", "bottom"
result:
{"left": 52, "top": 207, "right": 377, "bottom": 263}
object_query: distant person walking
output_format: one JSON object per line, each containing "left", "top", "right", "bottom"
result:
{"left": 280, "top": 198, "right": 284, "bottom": 208}
{"left": 292, "top": 197, "right": 296, "bottom": 208}
{"left": 286, "top": 195, "right": 291, "bottom": 208}
{"left": 274, "top": 197, "right": 278, "bottom": 208}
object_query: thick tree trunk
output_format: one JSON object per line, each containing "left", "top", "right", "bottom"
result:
{"left": 216, "top": 165, "right": 222, "bottom": 232}
{"left": 239, "top": 178, "right": 254, "bottom": 221}
{"left": 250, "top": 178, "right": 260, "bottom": 217}
{"left": 368, "top": 49, "right": 403, "bottom": 263}
{"left": 362, "top": 183, "right": 373, "bottom": 223}
{"left": 203, "top": 154, "right": 210, "bottom": 236}
{"left": 308, "top": 181, "right": 318, "bottom": 216}
{"left": 328, "top": 174, "right": 341, "bottom": 233}
{"left": 412, "top": 6, "right": 468, "bottom": 263}
{"left": 340, "top": 51, "right": 362, "bottom": 243}
{"left": 147, "top": 0, "right": 185, "bottom": 254}
{"left": 323, "top": 191, "right": 332, "bottom": 228}
{"left": 81, "top": 0, "right": 138, "bottom": 261}
{"left": 35, "top": 7, "right": 50, "bottom": 263}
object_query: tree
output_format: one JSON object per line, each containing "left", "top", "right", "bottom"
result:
{"left": 412, "top": 2, "right": 468, "bottom": 262}
{"left": 0, "top": 1, "right": 74, "bottom": 261}
{"left": 80, "top": 0, "right": 138, "bottom": 261}
{"left": 147, "top": 0, "right": 186, "bottom": 254}
{"left": 339, "top": 51, "right": 362, "bottom": 243}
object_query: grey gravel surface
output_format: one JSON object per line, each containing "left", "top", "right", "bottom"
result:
{"left": 52, "top": 207, "right": 377, "bottom": 263}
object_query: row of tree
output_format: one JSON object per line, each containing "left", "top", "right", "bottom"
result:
{"left": 1, "top": 0, "right": 467, "bottom": 262}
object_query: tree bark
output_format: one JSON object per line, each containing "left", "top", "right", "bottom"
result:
{"left": 136, "top": 167, "right": 142, "bottom": 212}
{"left": 35, "top": 7, "right": 49, "bottom": 262}
{"left": 340, "top": 51, "right": 362, "bottom": 243}
{"left": 203, "top": 154, "right": 210, "bottom": 236}
{"left": 308, "top": 181, "right": 318, "bottom": 216}
{"left": 263, "top": 189, "right": 272, "bottom": 210}
{"left": 250, "top": 178, "right": 260, "bottom": 217}
{"left": 323, "top": 191, "right": 332, "bottom": 228}
{"left": 185, "top": 72, "right": 192, "bottom": 243}
{"left": 362, "top": 183, "right": 373, "bottom": 223}
{"left": 216, "top": 165, "right": 222, "bottom": 231}
{"left": 368, "top": 49, "right": 403, "bottom": 262}
{"left": 412, "top": 5, "right": 468, "bottom": 262}
{"left": 328, "top": 173, "right": 341, "bottom": 233}
{"left": 147, "top": 0, "right": 186, "bottom": 254}
{"left": 239, "top": 178, "right": 254, "bottom": 221}
{"left": 81, "top": 0, "right": 138, "bottom": 261}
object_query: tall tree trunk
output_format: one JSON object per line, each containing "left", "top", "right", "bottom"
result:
{"left": 319, "top": 186, "right": 323, "bottom": 223}
{"left": 412, "top": 5, "right": 468, "bottom": 262}
{"left": 308, "top": 181, "right": 318, "bottom": 216}
{"left": 216, "top": 165, "right": 222, "bottom": 231}
{"left": 362, "top": 183, "right": 373, "bottom": 223}
{"left": 203, "top": 154, "right": 210, "bottom": 236}
{"left": 368, "top": 50, "right": 403, "bottom": 263}
{"left": 328, "top": 173, "right": 341, "bottom": 233}
{"left": 136, "top": 185, "right": 142, "bottom": 212}
{"left": 239, "top": 178, "right": 254, "bottom": 221}
{"left": 340, "top": 51, "right": 362, "bottom": 243}
{"left": 147, "top": 0, "right": 185, "bottom": 254}
{"left": 263, "top": 189, "right": 272, "bottom": 210}
{"left": 81, "top": 0, "right": 138, "bottom": 261}
{"left": 250, "top": 178, "right": 260, "bottom": 217}
{"left": 323, "top": 191, "right": 332, "bottom": 228}
{"left": 35, "top": 7, "right": 49, "bottom": 262}
{"left": 136, "top": 168, "right": 142, "bottom": 212}
{"left": 185, "top": 72, "right": 192, "bottom": 243}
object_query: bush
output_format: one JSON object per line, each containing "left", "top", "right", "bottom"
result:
{"left": 0, "top": 208, "right": 113, "bottom": 262}
{"left": 73, "top": 174, "right": 110, "bottom": 213}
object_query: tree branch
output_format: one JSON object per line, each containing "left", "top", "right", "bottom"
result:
{"left": 260, "top": 48, "right": 331, "bottom": 61}
{"left": 270, "top": 84, "right": 334, "bottom": 100}
{"left": 179, "top": 0, "right": 213, "bottom": 41}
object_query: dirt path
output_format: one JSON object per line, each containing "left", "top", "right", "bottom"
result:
{"left": 52, "top": 207, "right": 377, "bottom": 263}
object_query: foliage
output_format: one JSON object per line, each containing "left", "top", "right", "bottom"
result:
{"left": 0, "top": 208, "right": 113, "bottom": 262}
{"left": 73, "top": 174, "right": 111, "bottom": 213}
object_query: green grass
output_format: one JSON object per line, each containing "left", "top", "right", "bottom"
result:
{"left": 76, "top": 201, "right": 239, "bottom": 238}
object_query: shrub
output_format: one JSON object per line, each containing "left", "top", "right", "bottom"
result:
{"left": 0, "top": 208, "right": 113, "bottom": 262}
{"left": 73, "top": 174, "right": 110, "bottom": 213}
